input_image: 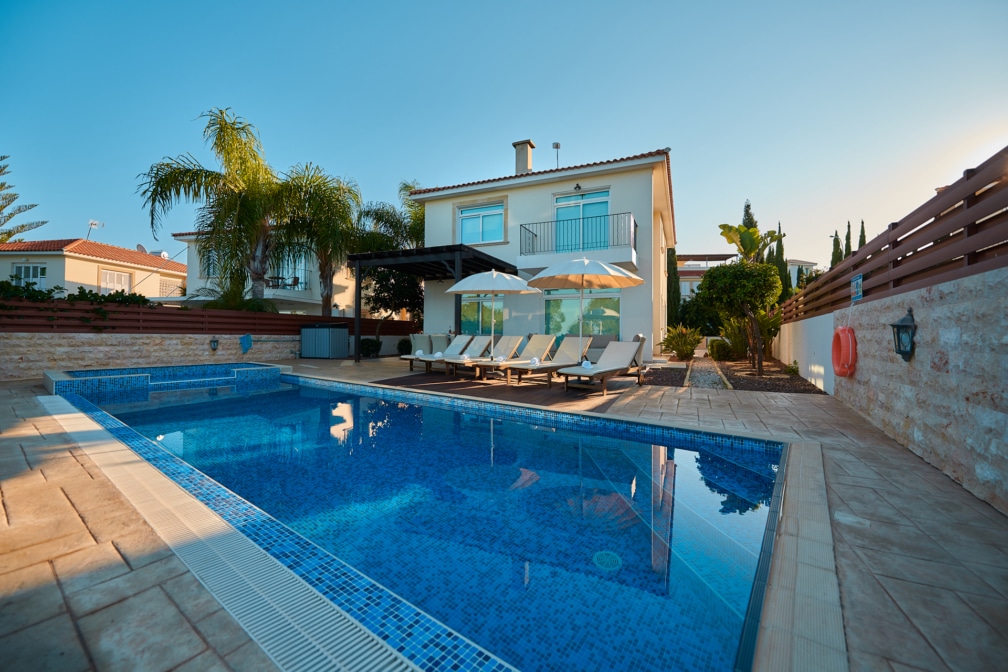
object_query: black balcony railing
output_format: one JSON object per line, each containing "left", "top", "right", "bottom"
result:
{"left": 519, "top": 212, "right": 637, "bottom": 256}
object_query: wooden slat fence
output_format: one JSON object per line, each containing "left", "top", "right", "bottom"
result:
{"left": 781, "top": 144, "right": 1008, "bottom": 323}
{"left": 0, "top": 301, "right": 418, "bottom": 337}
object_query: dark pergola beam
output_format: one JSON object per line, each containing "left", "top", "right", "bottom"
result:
{"left": 346, "top": 244, "right": 517, "bottom": 361}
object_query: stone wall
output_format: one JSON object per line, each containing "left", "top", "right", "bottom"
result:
{"left": 0, "top": 332, "right": 302, "bottom": 381}
{"left": 831, "top": 267, "right": 1007, "bottom": 514}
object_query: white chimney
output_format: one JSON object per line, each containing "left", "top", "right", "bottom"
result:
{"left": 512, "top": 139, "right": 535, "bottom": 175}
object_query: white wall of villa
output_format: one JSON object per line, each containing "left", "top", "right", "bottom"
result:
{"left": 415, "top": 146, "right": 674, "bottom": 361}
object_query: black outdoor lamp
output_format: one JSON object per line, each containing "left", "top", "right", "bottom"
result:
{"left": 889, "top": 308, "right": 916, "bottom": 362}
{"left": 210, "top": 337, "right": 219, "bottom": 351}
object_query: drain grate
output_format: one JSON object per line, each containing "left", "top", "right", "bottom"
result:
{"left": 592, "top": 550, "right": 623, "bottom": 571}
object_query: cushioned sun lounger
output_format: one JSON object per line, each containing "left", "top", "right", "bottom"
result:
{"left": 447, "top": 335, "right": 523, "bottom": 378}
{"left": 417, "top": 335, "right": 473, "bottom": 373}
{"left": 400, "top": 333, "right": 432, "bottom": 371}
{"left": 421, "top": 334, "right": 491, "bottom": 376}
{"left": 509, "top": 336, "right": 592, "bottom": 388}
{"left": 557, "top": 339, "right": 646, "bottom": 396}
{"left": 475, "top": 334, "right": 556, "bottom": 384}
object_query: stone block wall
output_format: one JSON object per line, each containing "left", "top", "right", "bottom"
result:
{"left": 832, "top": 267, "right": 1008, "bottom": 514}
{"left": 0, "top": 333, "right": 302, "bottom": 381}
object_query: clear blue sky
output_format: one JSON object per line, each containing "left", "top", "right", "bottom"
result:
{"left": 4, "top": 0, "right": 1006, "bottom": 269}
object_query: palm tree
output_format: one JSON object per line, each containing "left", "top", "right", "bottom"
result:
{"left": 139, "top": 109, "right": 278, "bottom": 301}
{"left": 275, "top": 164, "right": 361, "bottom": 317}
{"left": 0, "top": 156, "right": 47, "bottom": 243}
{"left": 351, "top": 180, "right": 426, "bottom": 321}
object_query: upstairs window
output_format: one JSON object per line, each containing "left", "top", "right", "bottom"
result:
{"left": 555, "top": 189, "right": 609, "bottom": 251}
{"left": 12, "top": 264, "right": 46, "bottom": 289}
{"left": 459, "top": 203, "right": 504, "bottom": 245}
{"left": 101, "top": 270, "right": 132, "bottom": 295}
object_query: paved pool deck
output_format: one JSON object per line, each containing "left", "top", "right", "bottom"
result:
{"left": 1, "top": 356, "right": 1006, "bottom": 671}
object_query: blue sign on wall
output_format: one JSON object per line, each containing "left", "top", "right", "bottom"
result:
{"left": 851, "top": 274, "right": 863, "bottom": 302}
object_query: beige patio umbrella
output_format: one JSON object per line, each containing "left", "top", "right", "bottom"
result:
{"left": 528, "top": 258, "right": 644, "bottom": 358}
{"left": 445, "top": 269, "right": 540, "bottom": 358}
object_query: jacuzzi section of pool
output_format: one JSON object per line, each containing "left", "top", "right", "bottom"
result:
{"left": 46, "top": 362, "right": 284, "bottom": 404}
{"left": 64, "top": 375, "right": 786, "bottom": 672}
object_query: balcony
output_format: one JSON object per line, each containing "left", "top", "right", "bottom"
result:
{"left": 518, "top": 212, "right": 638, "bottom": 270}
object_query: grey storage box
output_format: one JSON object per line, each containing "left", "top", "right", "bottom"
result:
{"left": 300, "top": 323, "right": 349, "bottom": 358}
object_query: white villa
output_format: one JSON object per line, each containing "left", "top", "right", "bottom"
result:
{"left": 407, "top": 141, "right": 675, "bottom": 361}
{"left": 171, "top": 231, "right": 358, "bottom": 315}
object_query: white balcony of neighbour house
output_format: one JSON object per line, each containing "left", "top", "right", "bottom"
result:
{"left": 517, "top": 212, "right": 638, "bottom": 272}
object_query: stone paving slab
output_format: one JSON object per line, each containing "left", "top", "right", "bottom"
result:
{"left": 0, "top": 380, "right": 281, "bottom": 672}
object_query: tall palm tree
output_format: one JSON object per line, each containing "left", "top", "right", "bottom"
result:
{"left": 139, "top": 109, "right": 278, "bottom": 301}
{"left": 275, "top": 164, "right": 361, "bottom": 317}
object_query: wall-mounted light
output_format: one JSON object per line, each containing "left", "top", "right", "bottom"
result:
{"left": 889, "top": 308, "right": 916, "bottom": 362}
{"left": 574, "top": 183, "right": 582, "bottom": 191}
{"left": 210, "top": 337, "right": 219, "bottom": 351}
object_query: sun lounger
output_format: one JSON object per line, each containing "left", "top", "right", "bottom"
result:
{"left": 447, "top": 335, "right": 523, "bottom": 378}
{"left": 510, "top": 336, "right": 592, "bottom": 388}
{"left": 475, "top": 334, "right": 556, "bottom": 384}
{"left": 557, "top": 338, "right": 646, "bottom": 396}
{"left": 417, "top": 335, "right": 473, "bottom": 373}
{"left": 430, "top": 333, "right": 450, "bottom": 354}
{"left": 400, "top": 333, "right": 432, "bottom": 371}
{"left": 421, "top": 334, "right": 491, "bottom": 372}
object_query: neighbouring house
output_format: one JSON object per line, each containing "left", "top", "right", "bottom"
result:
{"left": 408, "top": 140, "right": 675, "bottom": 361}
{"left": 676, "top": 253, "right": 736, "bottom": 297}
{"left": 787, "top": 258, "right": 820, "bottom": 287}
{"left": 0, "top": 239, "right": 186, "bottom": 299}
{"left": 171, "top": 231, "right": 359, "bottom": 315}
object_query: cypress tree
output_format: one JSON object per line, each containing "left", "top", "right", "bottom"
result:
{"left": 796, "top": 266, "right": 805, "bottom": 289}
{"left": 858, "top": 220, "right": 867, "bottom": 249}
{"left": 666, "top": 248, "right": 681, "bottom": 327}
{"left": 773, "top": 222, "right": 791, "bottom": 303}
{"left": 844, "top": 221, "right": 852, "bottom": 258}
{"left": 830, "top": 230, "right": 843, "bottom": 268}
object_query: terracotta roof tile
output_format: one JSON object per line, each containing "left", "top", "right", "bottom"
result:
{"left": 0, "top": 239, "right": 186, "bottom": 273}
{"left": 410, "top": 148, "right": 671, "bottom": 197}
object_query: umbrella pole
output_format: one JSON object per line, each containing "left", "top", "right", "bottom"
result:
{"left": 579, "top": 284, "right": 585, "bottom": 362}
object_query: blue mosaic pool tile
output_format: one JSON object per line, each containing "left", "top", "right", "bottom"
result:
{"left": 55, "top": 363, "right": 282, "bottom": 406}
{"left": 59, "top": 367, "right": 786, "bottom": 672}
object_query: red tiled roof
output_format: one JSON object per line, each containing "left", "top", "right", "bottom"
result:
{"left": 410, "top": 148, "right": 672, "bottom": 197}
{"left": 0, "top": 239, "right": 187, "bottom": 273}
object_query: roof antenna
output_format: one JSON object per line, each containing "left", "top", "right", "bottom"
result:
{"left": 86, "top": 219, "right": 103, "bottom": 240}
{"left": 552, "top": 142, "right": 560, "bottom": 169}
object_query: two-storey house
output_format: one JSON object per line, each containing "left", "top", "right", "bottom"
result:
{"left": 409, "top": 141, "right": 675, "bottom": 360}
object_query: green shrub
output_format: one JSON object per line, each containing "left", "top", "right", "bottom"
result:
{"left": 784, "top": 360, "right": 800, "bottom": 375}
{"left": 661, "top": 324, "right": 703, "bottom": 360}
{"left": 359, "top": 338, "right": 382, "bottom": 358}
{"left": 758, "top": 309, "right": 782, "bottom": 358}
{"left": 396, "top": 337, "right": 412, "bottom": 356}
{"left": 718, "top": 317, "right": 751, "bottom": 359}
{"left": 708, "top": 339, "right": 733, "bottom": 361}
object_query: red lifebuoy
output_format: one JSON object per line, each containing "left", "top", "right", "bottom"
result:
{"left": 832, "top": 326, "right": 857, "bottom": 377}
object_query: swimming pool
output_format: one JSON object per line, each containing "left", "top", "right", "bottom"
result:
{"left": 64, "top": 372, "right": 784, "bottom": 671}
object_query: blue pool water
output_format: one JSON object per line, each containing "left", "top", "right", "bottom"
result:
{"left": 76, "top": 376, "right": 782, "bottom": 671}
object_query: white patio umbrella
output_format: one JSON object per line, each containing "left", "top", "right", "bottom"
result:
{"left": 444, "top": 269, "right": 540, "bottom": 357}
{"left": 528, "top": 258, "right": 644, "bottom": 358}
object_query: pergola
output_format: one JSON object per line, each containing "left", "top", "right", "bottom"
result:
{"left": 347, "top": 244, "right": 517, "bottom": 362}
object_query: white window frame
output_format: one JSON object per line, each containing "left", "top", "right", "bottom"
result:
{"left": 100, "top": 269, "right": 132, "bottom": 295}
{"left": 554, "top": 189, "right": 610, "bottom": 252}
{"left": 11, "top": 264, "right": 46, "bottom": 289}
{"left": 457, "top": 202, "right": 505, "bottom": 245}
